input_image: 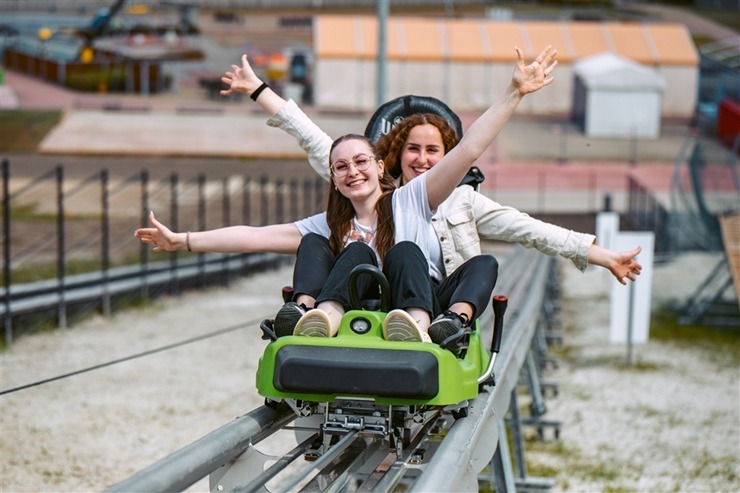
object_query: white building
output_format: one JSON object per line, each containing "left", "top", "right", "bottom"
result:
{"left": 311, "top": 16, "right": 699, "bottom": 122}
{"left": 573, "top": 52, "right": 665, "bottom": 139}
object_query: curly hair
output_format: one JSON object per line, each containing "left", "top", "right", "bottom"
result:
{"left": 326, "top": 134, "right": 397, "bottom": 261}
{"left": 375, "top": 113, "right": 461, "bottom": 181}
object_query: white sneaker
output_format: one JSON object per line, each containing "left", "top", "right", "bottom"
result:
{"left": 294, "top": 310, "right": 331, "bottom": 337}
{"left": 382, "top": 309, "right": 431, "bottom": 342}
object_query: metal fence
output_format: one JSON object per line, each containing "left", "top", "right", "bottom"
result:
{"left": 1, "top": 158, "right": 326, "bottom": 345}
{"left": 626, "top": 132, "right": 740, "bottom": 255}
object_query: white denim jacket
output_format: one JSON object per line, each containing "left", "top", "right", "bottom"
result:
{"left": 267, "top": 99, "right": 595, "bottom": 276}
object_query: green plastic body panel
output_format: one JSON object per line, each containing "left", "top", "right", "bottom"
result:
{"left": 256, "top": 310, "right": 491, "bottom": 406}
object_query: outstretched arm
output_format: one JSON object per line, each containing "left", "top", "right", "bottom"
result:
{"left": 587, "top": 244, "right": 643, "bottom": 285}
{"left": 425, "top": 45, "right": 558, "bottom": 210}
{"left": 134, "top": 212, "right": 302, "bottom": 255}
{"left": 221, "top": 54, "right": 332, "bottom": 181}
{"left": 221, "top": 54, "right": 287, "bottom": 116}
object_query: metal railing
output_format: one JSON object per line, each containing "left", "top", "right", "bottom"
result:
{"left": 2, "top": 158, "right": 326, "bottom": 344}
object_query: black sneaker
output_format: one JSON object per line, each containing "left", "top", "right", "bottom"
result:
{"left": 274, "top": 302, "right": 307, "bottom": 337}
{"left": 428, "top": 310, "right": 467, "bottom": 345}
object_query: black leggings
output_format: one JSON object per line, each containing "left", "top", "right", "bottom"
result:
{"left": 290, "top": 233, "right": 496, "bottom": 321}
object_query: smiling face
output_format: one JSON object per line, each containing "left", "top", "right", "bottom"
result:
{"left": 399, "top": 123, "right": 446, "bottom": 184}
{"left": 330, "top": 138, "right": 385, "bottom": 203}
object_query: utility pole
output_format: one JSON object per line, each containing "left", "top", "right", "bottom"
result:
{"left": 376, "top": 0, "right": 389, "bottom": 107}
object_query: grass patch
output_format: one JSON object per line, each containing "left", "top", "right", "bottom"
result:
{"left": 526, "top": 439, "right": 625, "bottom": 487}
{"left": 650, "top": 309, "right": 740, "bottom": 367}
{"left": 9, "top": 258, "right": 107, "bottom": 284}
{"left": 0, "top": 110, "right": 62, "bottom": 153}
{"left": 2, "top": 203, "right": 58, "bottom": 222}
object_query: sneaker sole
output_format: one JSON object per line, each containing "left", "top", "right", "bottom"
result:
{"left": 428, "top": 321, "right": 463, "bottom": 344}
{"left": 384, "top": 311, "right": 425, "bottom": 342}
{"left": 274, "top": 308, "right": 305, "bottom": 337}
{"left": 294, "top": 311, "right": 330, "bottom": 337}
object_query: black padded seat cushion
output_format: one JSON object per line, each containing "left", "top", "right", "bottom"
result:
{"left": 273, "top": 345, "right": 439, "bottom": 399}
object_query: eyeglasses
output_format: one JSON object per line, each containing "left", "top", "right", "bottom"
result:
{"left": 330, "top": 154, "right": 376, "bottom": 176}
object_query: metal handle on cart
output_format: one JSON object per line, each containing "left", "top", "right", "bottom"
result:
{"left": 478, "top": 295, "right": 508, "bottom": 386}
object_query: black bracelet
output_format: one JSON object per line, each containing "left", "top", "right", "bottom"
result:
{"left": 250, "top": 82, "right": 268, "bottom": 101}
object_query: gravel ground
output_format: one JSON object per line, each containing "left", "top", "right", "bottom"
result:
{"left": 1, "top": 252, "right": 738, "bottom": 492}
{"left": 533, "top": 251, "right": 739, "bottom": 492}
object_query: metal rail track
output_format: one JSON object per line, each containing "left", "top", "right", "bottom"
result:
{"left": 106, "top": 246, "right": 553, "bottom": 492}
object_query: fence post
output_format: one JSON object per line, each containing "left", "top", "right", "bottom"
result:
{"left": 169, "top": 173, "right": 179, "bottom": 296}
{"left": 197, "top": 174, "right": 206, "bottom": 289}
{"left": 289, "top": 178, "right": 299, "bottom": 221}
{"left": 242, "top": 176, "right": 251, "bottom": 225}
{"left": 315, "top": 176, "right": 324, "bottom": 212}
{"left": 140, "top": 170, "right": 150, "bottom": 301}
{"left": 101, "top": 169, "right": 111, "bottom": 317}
{"left": 275, "top": 178, "right": 284, "bottom": 224}
{"left": 2, "top": 159, "right": 12, "bottom": 345}
{"left": 260, "top": 175, "right": 269, "bottom": 226}
{"left": 303, "top": 178, "right": 312, "bottom": 220}
{"left": 56, "top": 165, "right": 66, "bottom": 328}
{"left": 222, "top": 177, "right": 231, "bottom": 286}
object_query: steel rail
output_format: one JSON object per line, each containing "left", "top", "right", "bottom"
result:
{"left": 410, "top": 248, "right": 552, "bottom": 492}
{"left": 275, "top": 430, "right": 361, "bottom": 493}
{"left": 105, "top": 403, "right": 296, "bottom": 493}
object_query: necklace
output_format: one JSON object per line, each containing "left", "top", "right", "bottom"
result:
{"left": 347, "top": 218, "right": 376, "bottom": 244}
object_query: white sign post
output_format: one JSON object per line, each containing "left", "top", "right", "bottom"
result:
{"left": 596, "top": 211, "right": 620, "bottom": 251}
{"left": 609, "top": 231, "right": 655, "bottom": 364}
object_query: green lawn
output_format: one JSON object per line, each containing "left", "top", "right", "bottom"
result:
{"left": 0, "top": 110, "right": 62, "bottom": 153}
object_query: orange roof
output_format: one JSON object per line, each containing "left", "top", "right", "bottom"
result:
{"left": 394, "top": 17, "right": 446, "bottom": 61}
{"left": 524, "top": 21, "right": 572, "bottom": 62}
{"left": 606, "top": 22, "right": 656, "bottom": 64}
{"left": 445, "top": 19, "right": 487, "bottom": 62}
{"left": 484, "top": 22, "right": 526, "bottom": 61}
{"left": 313, "top": 15, "right": 698, "bottom": 66}
{"left": 648, "top": 24, "right": 699, "bottom": 65}
{"left": 566, "top": 22, "right": 611, "bottom": 59}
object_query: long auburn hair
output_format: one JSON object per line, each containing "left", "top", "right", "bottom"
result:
{"left": 375, "top": 113, "right": 460, "bottom": 182}
{"left": 326, "top": 134, "right": 398, "bottom": 261}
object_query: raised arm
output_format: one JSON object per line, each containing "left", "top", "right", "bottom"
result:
{"left": 134, "top": 212, "right": 302, "bottom": 255}
{"left": 425, "top": 45, "right": 557, "bottom": 210}
{"left": 221, "top": 54, "right": 332, "bottom": 181}
{"left": 221, "top": 54, "right": 287, "bottom": 116}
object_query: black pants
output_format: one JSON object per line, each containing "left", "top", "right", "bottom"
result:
{"left": 291, "top": 233, "right": 497, "bottom": 322}
{"left": 433, "top": 254, "right": 498, "bottom": 322}
{"left": 292, "top": 233, "right": 433, "bottom": 313}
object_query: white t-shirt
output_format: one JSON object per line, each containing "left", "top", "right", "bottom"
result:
{"left": 295, "top": 173, "right": 444, "bottom": 282}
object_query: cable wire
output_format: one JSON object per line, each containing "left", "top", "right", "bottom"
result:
{"left": 0, "top": 315, "right": 268, "bottom": 396}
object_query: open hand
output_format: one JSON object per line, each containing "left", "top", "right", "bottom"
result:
{"left": 608, "top": 246, "right": 643, "bottom": 285}
{"left": 134, "top": 212, "right": 180, "bottom": 252}
{"left": 220, "top": 54, "right": 262, "bottom": 97}
{"left": 512, "top": 44, "right": 558, "bottom": 96}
